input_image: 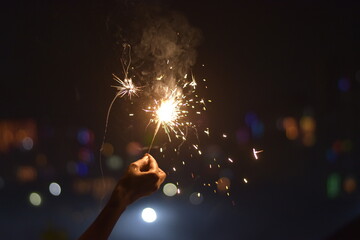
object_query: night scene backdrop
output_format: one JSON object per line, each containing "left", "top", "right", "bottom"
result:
{"left": 1, "top": 1, "right": 360, "bottom": 240}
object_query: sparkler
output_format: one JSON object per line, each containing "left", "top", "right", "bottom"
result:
{"left": 146, "top": 88, "right": 187, "bottom": 152}
{"left": 112, "top": 74, "right": 140, "bottom": 99}
{"left": 99, "top": 44, "right": 140, "bottom": 206}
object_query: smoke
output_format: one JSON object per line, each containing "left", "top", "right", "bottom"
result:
{"left": 110, "top": 2, "right": 202, "bottom": 97}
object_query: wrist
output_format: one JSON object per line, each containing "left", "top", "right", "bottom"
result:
{"left": 108, "top": 182, "right": 132, "bottom": 209}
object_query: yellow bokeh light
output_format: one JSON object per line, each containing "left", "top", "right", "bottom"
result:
{"left": 29, "top": 192, "right": 42, "bottom": 206}
{"left": 163, "top": 183, "right": 178, "bottom": 197}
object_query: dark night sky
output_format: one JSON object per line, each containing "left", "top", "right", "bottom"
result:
{"left": 1, "top": 1, "right": 360, "bottom": 239}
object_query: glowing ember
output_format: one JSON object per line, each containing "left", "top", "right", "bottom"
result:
{"left": 253, "top": 148, "right": 264, "bottom": 159}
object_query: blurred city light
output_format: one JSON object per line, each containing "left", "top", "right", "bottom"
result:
{"left": 106, "top": 155, "right": 123, "bottom": 170}
{"left": 49, "top": 182, "right": 61, "bottom": 196}
{"left": 338, "top": 77, "right": 350, "bottom": 92}
{"left": 343, "top": 177, "right": 356, "bottom": 194}
{"left": 126, "top": 142, "right": 142, "bottom": 156}
{"left": 29, "top": 192, "right": 42, "bottom": 206}
{"left": 16, "top": 166, "right": 37, "bottom": 182}
{"left": 0, "top": 120, "right": 37, "bottom": 153}
{"left": 327, "top": 173, "right": 341, "bottom": 199}
{"left": 163, "top": 183, "right": 177, "bottom": 197}
{"left": 217, "top": 177, "right": 231, "bottom": 192}
{"left": 283, "top": 117, "right": 298, "bottom": 140}
{"left": 141, "top": 208, "right": 157, "bottom": 223}
{"left": 77, "top": 128, "right": 94, "bottom": 145}
{"left": 22, "top": 137, "right": 33, "bottom": 150}
{"left": 102, "top": 142, "right": 114, "bottom": 157}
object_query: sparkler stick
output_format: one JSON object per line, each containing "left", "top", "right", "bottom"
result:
{"left": 98, "top": 44, "right": 140, "bottom": 207}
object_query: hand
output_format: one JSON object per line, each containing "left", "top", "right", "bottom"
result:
{"left": 79, "top": 154, "right": 166, "bottom": 240}
{"left": 111, "top": 153, "right": 166, "bottom": 205}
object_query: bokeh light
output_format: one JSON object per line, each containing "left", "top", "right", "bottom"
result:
{"left": 76, "top": 163, "right": 88, "bottom": 176}
{"left": 283, "top": 117, "right": 298, "bottom": 140}
{"left": 77, "top": 128, "right": 94, "bottom": 145}
{"left": 16, "top": 166, "right": 37, "bottom": 182}
{"left": 189, "top": 192, "right": 204, "bottom": 205}
{"left": 163, "top": 183, "right": 177, "bottom": 197}
{"left": 326, "top": 149, "right": 337, "bottom": 163}
{"left": 22, "top": 137, "right": 33, "bottom": 150}
{"left": 217, "top": 177, "right": 231, "bottom": 192}
{"left": 126, "top": 142, "right": 142, "bottom": 156}
{"left": 29, "top": 192, "right": 42, "bottom": 206}
{"left": 327, "top": 173, "right": 341, "bottom": 199}
{"left": 102, "top": 142, "right": 114, "bottom": 157}
{"left": 78, "top": 148, "right": 94, "bottom": 163}
{"left": 106, "top": 155, "right": 123, "bottom": 170}
{"left": 338, "top": 77, "right": 350, "bottom": 92}
{"left": 141, "top": 208, "right": 157, "bottom": 223}
{"left": 49, "top": 182, "right": 62, "bottom": 196}
{"left": 343, "top": 177, "right": 356, "bottom": 194}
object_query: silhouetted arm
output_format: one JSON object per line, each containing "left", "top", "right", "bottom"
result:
{"left": 79, "top": 154, "right": 166, "bottom": 240}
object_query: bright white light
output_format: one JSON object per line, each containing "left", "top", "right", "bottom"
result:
{"left": 156, "top": 98, "right": 179, "bottom": 124}
{"left": 141, "top": 208, "right": 157, "bottom": 223}
{"left": 29, "top": 192, "right": 42, "bottom": 206}
{"left": 49, "top": 182, "right": 61, "bottom": 196}
{"left": 163, "top": 183, "right": 177, "bottom": 197}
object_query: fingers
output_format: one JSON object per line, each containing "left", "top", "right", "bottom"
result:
{"left": 130, "top": 154, "right": 149, "bottom": 171}
{"left": 157, "top": 168, "right": 166, "bottom": 184}
{"left": 146, "top": 153, "right": 158, "bottom": 171}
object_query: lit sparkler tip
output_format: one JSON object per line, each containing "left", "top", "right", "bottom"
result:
{"left": 112, "top": 74, "right": 140, "bottom": 99}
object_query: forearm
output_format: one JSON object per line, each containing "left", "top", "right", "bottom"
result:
{"left": 79, "top": 186, "right": 130, "bottom": 240}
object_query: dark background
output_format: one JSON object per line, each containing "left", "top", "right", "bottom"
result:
{"left": 1, "top": 0, "right": 360, "bottom": 239}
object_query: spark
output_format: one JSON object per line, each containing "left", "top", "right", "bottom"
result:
{"left": 243, "top": 178, "right": 248, "bottom": 183}
{"left": 112, "top": 74, "right": 140, "bottom": 99}
{"left": 190, "top": 76, "right": 197, "bottom": 89}
{"left": 204, "top": 128, "right": 210, "bottom": 136}
{"left": 146, "top": 89, "right": 185, "bottom": 152}
{"left": 228, "top": 157, "right": 233, "bottom": 163}
{"left": 253, "top": 148, "right": 264, "bottom": 160}
{"left": 222, "top": 133, "right": 227, "bottom": 138}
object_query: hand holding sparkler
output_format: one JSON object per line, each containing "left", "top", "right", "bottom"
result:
{"left": 113, "top": 153, "right": 166, "bottom": 204}
{"left": 79, "top": 154, "right": 166, "bottom": 240}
